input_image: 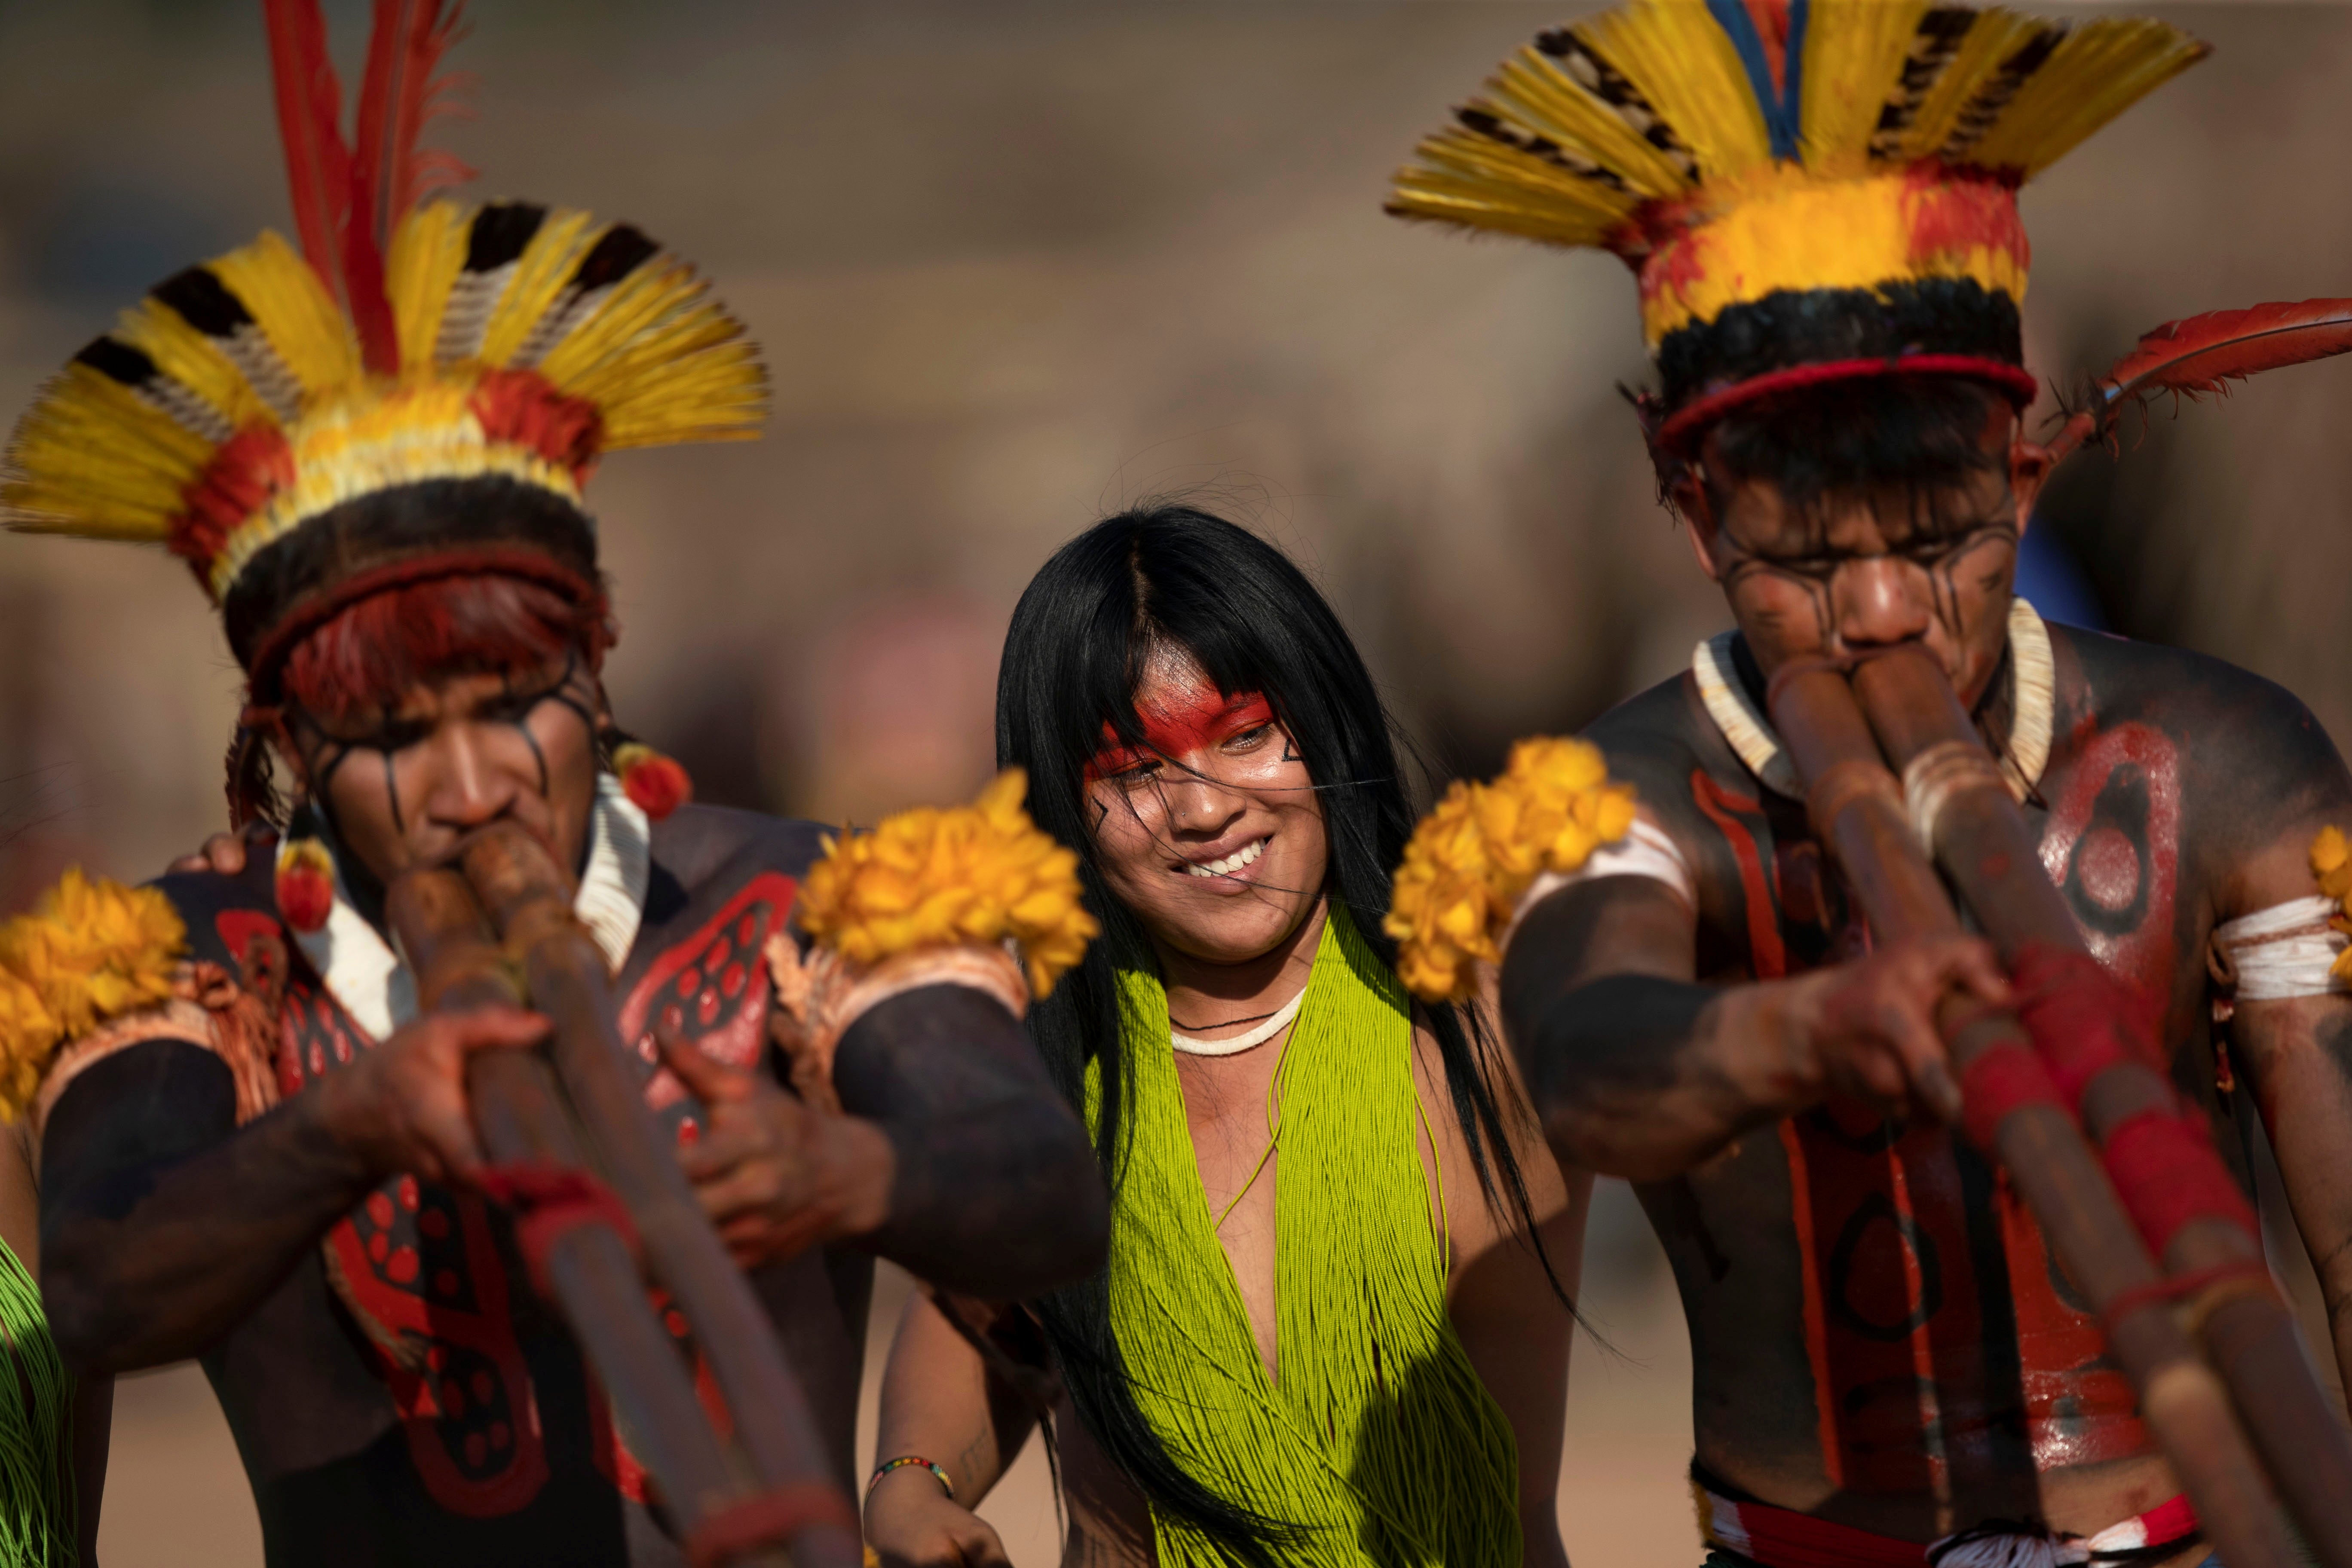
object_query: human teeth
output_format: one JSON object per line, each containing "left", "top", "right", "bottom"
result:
{"left": 1186, "top": 838, "right": 1266, "bottom": 878}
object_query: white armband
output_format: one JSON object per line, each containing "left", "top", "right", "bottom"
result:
{"left": 1504, "top": 817, "right": 1695, "bottom": 950}
{"left": 2214, "top": 896, "right": 2349, "bottom": 1001}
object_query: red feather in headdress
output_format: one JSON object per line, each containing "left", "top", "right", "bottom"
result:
{"left": 261, "top": 0, "right": 349, "bottom": 294}
{"left": 2096, "top": 298, "right": 2352, "bottom": 438}
{"left": 262, "top": 0, "right": 473, "bottom": 377}
{"left": 353, "top": 1, "right": 475, "bottom": 245}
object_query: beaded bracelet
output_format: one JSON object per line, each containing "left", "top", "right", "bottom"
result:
{"left": 867, "top": 1455, "right": 955, "bottom": 1501}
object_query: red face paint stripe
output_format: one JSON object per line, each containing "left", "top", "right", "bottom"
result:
{"left": 1085, "top": 690, "right": 1276, "bottom": 781}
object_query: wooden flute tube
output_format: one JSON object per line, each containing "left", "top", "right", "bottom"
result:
{"left": 385, "top": 869, "right": 791, "bottom": 1567}
{"left": 1848, "top": 645, "right": 2352, "bottom": 1566}
{"left": 456, "top": 824, "right": 860, "bottom": 1568}
{"left": 1765, "top": 662, "right": 2299, "bottom": 1568}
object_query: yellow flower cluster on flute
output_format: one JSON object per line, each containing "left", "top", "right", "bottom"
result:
{"left": 0, "top": 870, "right": 186, "bottom": 1120}
{"left": 2310, "top": 827, "right": 2352, "bottom": 983}
{"left": 1388, "top": 738, "right": 1636, "bottom": 1004}
{"left": 798, "top": 769, "right": 1097, "bottom": 1000}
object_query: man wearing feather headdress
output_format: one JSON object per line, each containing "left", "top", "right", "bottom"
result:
{"left": 0, "top": 4, "right": 1106, "bottom": 1564}
{"left": 1387, "top": 5, "right": 2352, "bottom": 1567}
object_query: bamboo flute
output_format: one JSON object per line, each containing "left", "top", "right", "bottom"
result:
{"left": 456, "top": 824, "right": 858, "bottom": 1547}
{"left": 1842, "top": 644, "right": 2352, "bottom": 1565}
{"left": 387, "top": 836, "right": 857, "bottom": 1568}
{"left": 1763, "top": 658, "right": 2298, "bottom": 1568}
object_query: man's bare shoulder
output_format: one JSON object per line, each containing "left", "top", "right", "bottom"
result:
{"left": 2048, "top": 622, "right": 2350, "bottom": 816}
{"left": 1583, "top": 664, "right": 1764, "bottom": 844}
{"left": 646, "top": 803, "right": 830, "bottom": 888}
{"left": 1586, "top": 668, "right": 1718, "bottom": 793}
{"left": 2054, "top": 621, "right": 2316, "bottom": 726}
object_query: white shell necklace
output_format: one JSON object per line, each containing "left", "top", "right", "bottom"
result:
{"left": 1169, "top": 986, "right": 1306, "bottom": 1057}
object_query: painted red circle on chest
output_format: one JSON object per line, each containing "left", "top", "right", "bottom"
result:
{"left": 2076, "top": 826, "right": 2141, "bottom": 913}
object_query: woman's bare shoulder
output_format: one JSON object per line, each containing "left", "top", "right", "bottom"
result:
{"left": 1406, "top": 1002, "right": 1571, "bottom": 1261}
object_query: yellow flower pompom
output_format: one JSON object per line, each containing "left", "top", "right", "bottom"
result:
{"left": 798, "top": 769, "right": 1099, "bottom": 1000}
{"left": 0, "top": 869, "right": 186, "bottom": 1119}
{"left": 2311, "top": 826, "right": 2352, "bottom": 980}
{"left": 1386, "top": 781, "right": 1506, "bottom": 1004}
{"left": 2313, "top": 826, "right": 2352, "bottom": 903}
{"left": 1387, "top": 738, "right": 1635, "bottom": 1003}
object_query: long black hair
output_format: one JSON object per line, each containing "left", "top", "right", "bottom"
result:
{"left": 996, "top": 502, "right": 1570, "bottom": 1562}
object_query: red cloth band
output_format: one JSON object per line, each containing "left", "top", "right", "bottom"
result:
{"left": 2006, "top": 943, "right": 2259, "bottom": 1260}
{"left": 476, "top": 1161, "right": 642, "bottom": 1299}
{"left": 683, "top": 1482, "right": 859, "bottom": 1568}
{"left": 1655, "top": 356, "right": 2040, "bottom": 454}
{"left": 2008, "top": 943, "right": 2153, "bottom": 1106}
{"left": 2103, "top": 1107, "right": 2258, "bottom": 1252}
{"left": 1957, "top": 1040, "right": 2066, "bottom": 1152}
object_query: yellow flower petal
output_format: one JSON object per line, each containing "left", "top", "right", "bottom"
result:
{"left": 798, "top": 771, "right": 1095, "bottom": 998}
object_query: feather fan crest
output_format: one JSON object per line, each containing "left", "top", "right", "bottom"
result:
{"left": 1387, "top": 2, "right": 2204, "bottom": 256}
{"left": 2, "top": 1, "right": 764, "bottom": 591}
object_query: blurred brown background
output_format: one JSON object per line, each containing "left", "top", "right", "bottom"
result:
{"left": 0, "top": 1, "right": 2346, "bottom": 1563}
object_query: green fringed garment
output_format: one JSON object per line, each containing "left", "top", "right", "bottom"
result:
{"left": 1097, "top": 902, "right": 1519, "bottom": 1568}
{"left": 0, "top": 1234, "right": 76, "bottom": 1565}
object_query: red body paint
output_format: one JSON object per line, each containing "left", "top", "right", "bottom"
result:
{"left": 270, "top": 973, "right": 555, "bottom": 1516}
{"left": 1695, "top": 713, "right": 2187, "bottom": 1489}
{"left": 2036, "top": 721, "right": 2180, "bottom": 1038}
{"left": 1084, "top": 683, "right": 1275, "bottom": 781}
{"left": 1690, "top": 771, "right": 1788, "bottom": 980}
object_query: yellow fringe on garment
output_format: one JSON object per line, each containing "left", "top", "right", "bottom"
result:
{"left": 798, "top": 769, "right": 1098, "bottom": 1001}
{"left": 1387, "top": 738, "right": 1635, "bottom": 1004}
{"left": 0, "top": 870, "right": 186, "bottom": 1121}
{"left": 2310, "top": 827, "right": 2352, "bottom": 983}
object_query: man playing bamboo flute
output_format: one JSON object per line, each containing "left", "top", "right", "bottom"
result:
{"left": 0, "top": 5, "right": 1105, "bottom": 1564}
{"left": 1384, "top": 6, "right": 2352, "bottom": 1566}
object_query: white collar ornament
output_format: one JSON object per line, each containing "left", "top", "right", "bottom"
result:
{"left": 1690, "top": 597, "right": 2055, "bottom": 803}
{"left": 1169, "top": 986, "right": 1306, "bottom": 1058}
{"left": 293, "top": 772, "right": 652, "bottom": 1042}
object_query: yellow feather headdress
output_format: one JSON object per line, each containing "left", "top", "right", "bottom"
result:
{"left": 1, "top": 0, "right": 767, "bottom": 683}
{"left": 1388, "top": 1, "right": 2206, "bottom": 448}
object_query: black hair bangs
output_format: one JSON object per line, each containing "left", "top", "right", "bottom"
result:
{"left": 1698, "top": 374, "right": 2009, "bottom": 523}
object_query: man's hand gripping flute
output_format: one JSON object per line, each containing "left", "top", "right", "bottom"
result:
{"left": 1767, "top": 648, "right": 2352, "bottom": 1568}
{"left": 387, "top": 823, "right": 860, "bottom": 1568}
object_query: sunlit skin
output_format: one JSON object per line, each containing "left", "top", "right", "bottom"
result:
{"left": 190, "top": 647, "right": 890, "bottom": 1250}
{"left": 1087, "top": 644, "right": 1331, "bottom": 1026}
{"left": 867, "top": 643, "right": 1585, "bottom": 1568}
{"left": 1082, "top": 648, "right": 1337, "bottom": 1443}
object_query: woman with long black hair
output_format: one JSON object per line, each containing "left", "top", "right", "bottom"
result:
{"left": 865, "top": 504, "right": 1589, "bottom": 1568}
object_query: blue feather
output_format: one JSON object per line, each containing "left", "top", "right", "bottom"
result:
{"left": 1706, "top": 0, "right": 1807, "bottom": 162}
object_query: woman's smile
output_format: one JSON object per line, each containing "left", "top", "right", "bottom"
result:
{"left": 1180, "top": 834, "right": 1270, "bottom": 882}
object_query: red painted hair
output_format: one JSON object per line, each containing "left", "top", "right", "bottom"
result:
{"left": 280, "top": 572, "right": 608, "bottom": 724}
{"left": 231, "top": 571, "right": 611, "bottom": 824}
